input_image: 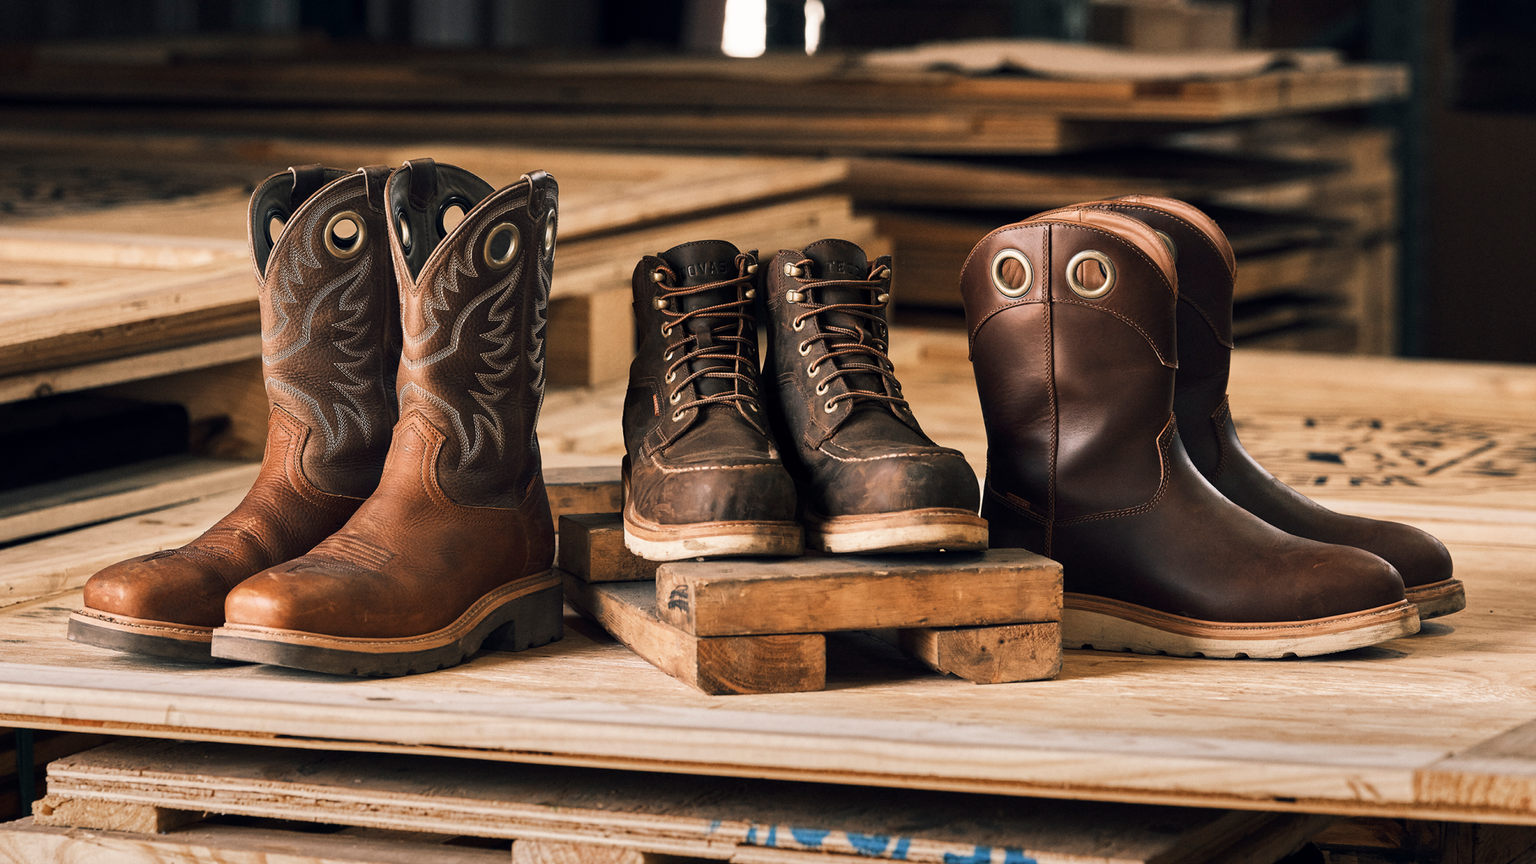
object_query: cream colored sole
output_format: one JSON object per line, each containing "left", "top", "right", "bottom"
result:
{"left": 1062, "top": 594, "right": 1420, "bottom": 659}
{"left": 1407, "top": 578, "right": 1466, "bottom": 619}
{"left": 67, "top": 608, "right": 217, "bottom": 663}
{"left": 623, "top": 508, "right": 802, "bottom": 562}
{"left": 804, "top": 508, "right": 988, "bottom": 554}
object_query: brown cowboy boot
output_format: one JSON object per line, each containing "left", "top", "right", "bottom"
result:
{"left": 211, "top": 160, "right": 562, "bottom": 676}
{"left": 1079, "top": 195, "right": 1461, "bottom": 618}
{"left": 622, "top": 240, "right": 800, "bottom": 561}
{"left": 69, "top": 164, "right": 399, "bottom": 662}
{"left": 962, "top": 208, "right": 1418, "bottom": 657}
{"left": 760, "top": 239, "right": 985, "bottom": 553}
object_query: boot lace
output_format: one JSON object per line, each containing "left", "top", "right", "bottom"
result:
{"left": 652, "top": 252, "right": 762, "bottom": 421}
{"left": 786, "top": 259, "right": 909, "bottom": 415}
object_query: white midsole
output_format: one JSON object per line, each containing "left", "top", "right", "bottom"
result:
{"left": 806, "top": 521, "right": 988, "bottom": 554}
{"left": 1062, "top": 607, "right": 1419, "bottom": 659}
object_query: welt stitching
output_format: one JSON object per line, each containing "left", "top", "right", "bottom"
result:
{"left": 1057, "top": 416, "right": 1176, "bottom": 526}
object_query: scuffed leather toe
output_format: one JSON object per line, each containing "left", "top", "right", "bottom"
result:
{"left": 816, "top": 446, "right": 980, "bottom": 516}
{"left": 83, "top": 552, "right": 233, "bottom": 628}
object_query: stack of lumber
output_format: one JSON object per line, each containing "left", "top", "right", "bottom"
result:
{"left": 8, "top": 737, "right": 1337, "bottom": 864}
{"left": 558, "top": 513, "right": 1062, "bottom": 693}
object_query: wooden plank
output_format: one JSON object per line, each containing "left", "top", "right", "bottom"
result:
{"left": 563, "top": 574, "right": 825, "bottom": 695}
{"left": 873, "top": 622, "right": 1062, "bottom": 685}
{"left": 546, "top": 467, "right": 623, "bottom": 525}
{"left": 31, "top": 796, "right": 205, "bottom": 834}
{"left": 0, "top": 333, "right": 261, "bottom": 405}
{"left": 0, "top": 456, "right": 258, "bottom": 544}
{"left": 0, "top": 819, "right": 508, "bottom": 864}
{"left": 514, "top": 840, "right": 654, "bottom": 864}
{"left": 35, "top": 737, "right": 1336, "bottom": 864}
{"left": 655, "top": 550, "right": 1063, "bottom": 637}
{"left": 557, "top": 513, "right": 657, "bottom": 584}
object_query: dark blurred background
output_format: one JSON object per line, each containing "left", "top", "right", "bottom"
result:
{"left": 0, "top": 0, "right": 1532, "bottom": 363}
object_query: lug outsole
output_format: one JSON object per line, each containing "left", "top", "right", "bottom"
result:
{"left": 1407, "top": 578, "right": 1466, "bottom": 620}
{"left": 1062, "top": 595, "right": 1420, "bottom": 659}
{"left": 67, "top": 609, "right": 220, "bottom": 663}
{"left": 210, "top": 577, "right": 563, "bottom": 677}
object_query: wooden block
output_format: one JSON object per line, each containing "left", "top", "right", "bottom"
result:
{"left": 557, "top": 513, "right": 657, "bottom": 583}
{"left": 31, "top": 794, "right": 204, "bottom": 833}
{"left": 875, "top": 621, "right": 1062, "bottom": 685}
{"left": 545, "top": 466, "right": 622, "bottom": 524}
{"left": 563, "top": 572, "right": 825, "bottom": 695}
{"left": 0, "top": 819, "right": 507, "bottom": 864}
{"left": 655, "top": 549, "right": 1062, "bottom": 637}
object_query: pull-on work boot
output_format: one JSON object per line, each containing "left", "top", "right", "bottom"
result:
{"left": 70, "top": 164, "right": 400, "bottom": 661}
{"left": 761, "top": 239, "right": 985, "bottom": 553}
{"left": 212, "top": 160, "right": 563, "bottom": 676}
{"left": 622, "top": 240, "right": 800, "bottom": 561}
{"left": 961, "top": 208, "right": 1418, "bottom": 658}
{"left": 1081, "top": 195, "right": 1461, "bottom": 619}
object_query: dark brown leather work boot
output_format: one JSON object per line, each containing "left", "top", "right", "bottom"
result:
{"left": 69, "top": 164, "right": 400, "bottom": 662}
{"left": 761, "top": 239, "right": 985, "bottom": 553}
{"left": 622, "top": 240, "right": 800, "bottom": 561}
{"left": 1080, "top": 195, "right": 1461, "bottom": 619}
{"left": 210, "top": 160, "right": 562, "bottom": 676}
{"left": 962, "top": 207, "right": 1418, "bottom": 658}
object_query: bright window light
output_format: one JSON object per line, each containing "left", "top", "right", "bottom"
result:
{"left": 721, "top": 0, "right": 767, "bottom": 58}
{"left": 804, "top": 0, "right": 824, "bottom": 55}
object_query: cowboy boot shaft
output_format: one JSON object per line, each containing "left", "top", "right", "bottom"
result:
{"left": 388, "top": 161, "right": 557, "bottom": 510}
{"left": 252, "top": 164, "right": 400, "bottom": 498}
{"left": 962, "top": 213, "right": 1178, "bottom": 524}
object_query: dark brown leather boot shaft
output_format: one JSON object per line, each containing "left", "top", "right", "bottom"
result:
{"left": 621, "top": 240, "right": 800, "bottom": 560}
{"left": 212, "top": 162, "right": 563, "bottom": 676}
{"left": 1084, "top": 195, "right": 1460, "bottom": 618}
{"left": 761, "top": 239, "right": 985, "bottom": 553}
{"left": 70, "top": 164, "right": 400, "bottom": 661}
{"left": 962, "top": 208, "right": 1417, "bottom": 657}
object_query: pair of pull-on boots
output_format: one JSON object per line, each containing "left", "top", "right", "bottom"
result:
{"left": 622, "top": 239, "right": 986, "bottom": 561}
{"left": 964, "top": 196, "right": 1461, "bottom": 659}
{"left": 69, "top": 159, "right": 565, "bottom": 677}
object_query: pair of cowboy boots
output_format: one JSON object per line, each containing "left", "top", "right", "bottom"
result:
{"left": 622, "top": 238, "right": 985, "bottom": 562}
{"left": 963, "top": 195, "right": 1458, "bottom": 659}
{"left": 69, "top": 159, "right": 564, "bottom": 677}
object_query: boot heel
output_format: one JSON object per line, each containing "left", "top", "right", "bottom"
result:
{"left": 484, "top": 584, "right": 564, "bottom": 652}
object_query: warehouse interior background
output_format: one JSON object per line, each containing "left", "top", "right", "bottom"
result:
{"left": 0, "top": 0, "right": 1533, "bottom": 363}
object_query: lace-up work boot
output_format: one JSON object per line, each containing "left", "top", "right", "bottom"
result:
{"left": 69, "top": 164, "right": 399, "bottom": 662}
{"left": 622, "top": 240, "right": 800, "bottom": 561}
{"left": 963, "top": 208, "right": 1418, "bottom": 658}
{"left": 1078, "top": 195, "right": 1461, "bottom": 618}
{"left": 762, "top": 240, "right": 985, "bottom": 553}
{"left": 211, "top": 160, "right": 562, "bottom": 676}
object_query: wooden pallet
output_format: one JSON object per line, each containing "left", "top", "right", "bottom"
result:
{"left": 0, "top": 347, "right": 1532, "bottom": 824}
{"left": 557, "top": 513, "right": 1062, "bottom": 694}
{"left": 22, "top": 737, "right": 1332, "bottom": 864}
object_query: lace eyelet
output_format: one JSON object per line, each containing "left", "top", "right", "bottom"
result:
{"left": 669, "top": 392, "right": 681, "bottom": 405}
{"left": 815, "top": 381, "right": 828, "bottom": 395}
{"left": 807, "top": 362, "right": 818, "bottom": 377}
{"left": 823, "top": 399, "right": 837, "bottom": 414}
{"left": 665, "top": 371, "right": 676, "bottom": 383}
{"left": 664, "top": 351, "right": 674, "bottom": 361}
{"left": 748, "top": 403, "right": 758, "bottom": 412}
{"left": 798, "top": 341, "right": 811, "bottom": 356}
{"left": 792, "top": 318, "right": 805, "bottom": 332}
{"left": 672, "top": 410, "right": 685, "bottom": 421}
{"left": 661, "top": 325, "right": 672, "bottom": 337}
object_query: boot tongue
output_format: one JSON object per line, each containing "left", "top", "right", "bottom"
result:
{"left": 657, "top": 240, "right": 745, "bottom": 398}
{"left": 800, "top": 239, "right": 884, "bottom": 396}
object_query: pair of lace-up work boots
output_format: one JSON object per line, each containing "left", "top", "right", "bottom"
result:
{"left": 69, "top": 160, "right": 565, "bottom": 677}
{"left": 964, "top": 196, "right": 1461, "bottom": 659}
{"left": 621, "top": 239, "right": 987, "bottom": 561}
